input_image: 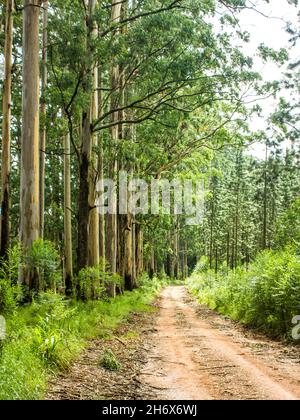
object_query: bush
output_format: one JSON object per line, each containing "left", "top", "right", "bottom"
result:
{"left": 193, "top": 256, "right": 210, "bottom": 274}
{"left": 188, "top": 248, "right": 300, "bottom": 338}
{"left": 0, "top": 244, "right": 22, "bottom": 314}
{"left": 31, "top": 292, "right": 78, "bottom": 368}
{"left": 77, "top": 259, "right": 124, "bottom": 300}
{"left": 77, "top": 264, "right": 106, "bottom": 301}
{"left": 100, "top": 349, "right": 121, "bottom": 371}
{"left": 0, "top": 279, "right": 20, "bottom": 315}
{"left": 23, "top": 239, "right": 61, "bottom": 291}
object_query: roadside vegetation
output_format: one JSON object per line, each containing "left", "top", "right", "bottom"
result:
{"left": 0, "top": 269, "right": 165, "bottom": 400}
{"left": 188, "top": 247, "right": 300, "bottom": 339}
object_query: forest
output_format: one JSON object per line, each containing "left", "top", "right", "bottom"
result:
{"left": 0, "top": 0, "right": 299, "bottom": 402}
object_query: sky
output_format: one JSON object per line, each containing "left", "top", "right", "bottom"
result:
{"left": 235, "top": 0, "right": 299, "bottom": 158}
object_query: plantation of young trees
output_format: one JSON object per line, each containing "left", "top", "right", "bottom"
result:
{"left": 0, "top": 0, "right": 299, "bottom": 401}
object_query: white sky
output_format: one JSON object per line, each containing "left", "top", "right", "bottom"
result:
{"left": 235, "top": 0, "right": 299, "bottom": 158}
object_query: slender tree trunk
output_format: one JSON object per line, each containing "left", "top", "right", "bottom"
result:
{"left": 170, "top": 242, "right": 175, "bottom": 279}
{"left": 64, "top": 133, "right": 73, "bottom": 295}
{"left": 77, "top": 129, "right": 91, "bottom": 273}
{"left": 262, "top": 144, "right": 268, "bottom": 250}
{"left": 136, "top": 224, "right": 143, "bottom": 277}
{"left": 123, "top": 129, "right": 136, "bottom": 290}
{"left": 230, "top": 223, "right": 235, "bottom": 270}
{"left": 226, "top": 231, "right": 230, "bottom": 273}
{"left": 215, "top": 247, "right": 218, "bottom": 274}
{"left": 209, "top": 200, "right": 214, "bottom": 270}
{"left": 174, "top": 222, "right": 179, "bottom": 279}
{"left": 184, "top": 242, "right": 188, "bottom": 278}
{"left": 39, "top": 0, "right": 48, "bottom": 239}
{"left": 234, "top": 196, "right": 239, "bottom": 268}
{"left": 106, "top": 0, "right": 122, "bottom": 296}
{"left": 0, "top": 0, "right": 13, "bottom": 260}
{"left": 149, "top": 246, "right": 155, "bottom": 279}
{"left": 132, "top": 217, "right": 137, "bottom": 285}
{"left": 124, "top": 214, "right": 133, "bottom": 289}
{"left": 98, "top": 71, "right": 105, "bottom": 267}
{"left": 19, "top": 0, "right": 41, "bottom": 294}
{"left": 77, "top": 0, "right": 97, "bottom": 274}
{"left": 116, "top": 68, "right": 126, "bottom": 279}
{"left": 88, "top": 1, "right": 99, "bottom": 268}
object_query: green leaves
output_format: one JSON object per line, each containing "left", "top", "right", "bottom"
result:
{"left": 188, "top": 247, "right": 300, "bottom": 337}
{"left": 258, "top": 45, "right": 289, "bottom": 65}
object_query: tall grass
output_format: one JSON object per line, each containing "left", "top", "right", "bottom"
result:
{"left": 187, "top": 248, "right": 300, "bottom": 338}
{"left": 0, "top": 276, "right": 164, "bottom": 400}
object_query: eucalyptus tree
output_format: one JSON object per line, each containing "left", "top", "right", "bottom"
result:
{"left": 64, "top": 133, "right": 73, "bottom": 295}
{"left": 39, "top": 0, "right": 48, "bottom": 239}
{"left": 0, "top": 0, "right": 13, "bottom": 260}
{"left": 19, "top": 0, "right": 42, "bottom": 295}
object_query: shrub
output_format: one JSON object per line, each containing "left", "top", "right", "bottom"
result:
{"left": 23, "top": 239, "right": 61, "bottom": 291}
{"left": 77, "top": 264, "right": 106, "bottom": 301}
{"left": 31, "top": 292, "right": 78, "bottom": 368}
{"left": 188, "top": 248, "right": 300, "bottom": 338}
{"left": 77, "top": 259, "right": 124, "bottom": 301}
{"left": 100, "top": 349, "right": 121, "bottom": 371}
{"left": 0, "top": 244, "right": 22, "bottom": 314}
{"left": 0, "top": 279, "right": 20, "bottom": 315}
{"left": 193, "top": 256, "right": 210, "bottom": 274}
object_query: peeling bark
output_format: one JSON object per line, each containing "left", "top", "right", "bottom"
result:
{"left": 19, "top": 0, "right": 41, "bottom": 294}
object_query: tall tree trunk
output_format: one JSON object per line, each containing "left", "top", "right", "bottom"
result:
{"left": 131, "top": 217, "right": 137, "bottom": 285}
{"left": 124, "top": 214, "right": 133, "bottom": 290}
{"left": 230, "top": 223, "right": 235, "bottom": 270}
{"left": 262, "top": 144, "right": 268, "bottom": 250}
{"left": 64, "top": 133, "right": 73, "bottom": 295}
{"left": 0, "top": 0, "right": 13, "bottom": 260}
{"left": 88, "top": 3, "right": 99, "bottom": 268}
{"left": 209, "top": 200, "right": 214, "bottom": 270}
{"left": 39, "top": 0, "right": 48, "bottom": 239}
{"left": 170, "top": 242, "right": 175, "bottom": 279}
{"left": 184, "top": 242, "right": 188, "bottom": 278}
{"left": 123, "top": 127, "right": 136, "bottom": 290}
{"left": 98, "top": 71, "right": 105, "bottom": 267}
{"left": 174, "top": 221, "right": 179, "bottom": 279}
{"left": 20, "top": 0, "right": 41, "bottom": 294}
{"left": 136, "top": 224, "right": 143, "bottom": 277}
{"left": 149, "top": 246, "right": 155, "bottom": 279}
{"left": 215, "top": 247, "right": 218, "bottom": 274}
{"left": 106, "top": 0, "right": 122, "bottom": 296}
{"left": 226, "top": 231, "right": 230, "bottom": 273}
{"left": 77, "top": 0, "right": 97, "bottom": 274}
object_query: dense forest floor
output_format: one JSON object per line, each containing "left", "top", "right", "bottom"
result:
{"left": 47, "top": 286, "right": 300, "bottom": 401}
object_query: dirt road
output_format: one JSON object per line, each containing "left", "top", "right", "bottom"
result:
{"left": 47, "top": 286, "right": 300, "bottom": 400}
{"left": 139, "top": 286, "right": 300, "bottom": 400}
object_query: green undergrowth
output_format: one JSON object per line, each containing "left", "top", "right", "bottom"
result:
{"left": 187, "top": 248, "right": 300, "bottom": 340}
{"left": 0, "top": 275, "right": 165, "bottom": 400}
{"left": 100, "top": 349, "right": 122, "bottom": 371}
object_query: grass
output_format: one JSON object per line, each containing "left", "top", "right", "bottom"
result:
{"left": 100, "top": 349, "right": 122, "bottom": 371}
{"left": 121, "top": 330, "right": 140, "bottom": 340}
{"left": 187, "top": 248, "right": 300, "bottom": 339}
{"left": 0, "top": 276, "right": 165, "bottom": 400}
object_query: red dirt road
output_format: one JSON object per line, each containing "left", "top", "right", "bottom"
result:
{"left": 139, "top": 286, "right": 300, "bottom": 400}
